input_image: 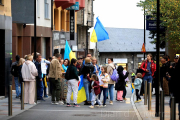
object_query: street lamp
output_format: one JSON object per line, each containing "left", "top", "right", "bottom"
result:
{"left": 86, "top": 20, "right": 93, "bottom": 56}
{"left": 34, "top": 0, "right": 37, "bottom": 60}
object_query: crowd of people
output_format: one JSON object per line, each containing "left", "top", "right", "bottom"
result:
{"left": 10, "top": 52, "right": 180, "bottom": 117}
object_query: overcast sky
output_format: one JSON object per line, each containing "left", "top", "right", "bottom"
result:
{"left": 93, "top": 0, "right": 144, "bottom": 29}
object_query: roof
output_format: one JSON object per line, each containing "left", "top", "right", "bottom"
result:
{"left": 97, "top": 27, "right": 165, "bottom": 52}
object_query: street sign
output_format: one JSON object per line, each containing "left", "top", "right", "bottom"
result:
{"left": 70, "top": 10, "right": 75, "bottom": 40}
{"left": 146, "top": 15, "right": 165, "bottom": 31}
{"left": 66, "top": 2, "right": 79, "bottom": 10}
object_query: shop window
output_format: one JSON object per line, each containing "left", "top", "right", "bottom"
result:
{"left": 44, "top": 0, "right": 49, "bottom": 19}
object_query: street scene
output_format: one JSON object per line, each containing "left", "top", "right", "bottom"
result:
{"left": 0, "top": 0, "right": 180, "bottom": 120}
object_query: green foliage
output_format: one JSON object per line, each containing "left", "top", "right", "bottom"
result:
{"left": 137, "top": 0, "right": 180, "bottom": 50}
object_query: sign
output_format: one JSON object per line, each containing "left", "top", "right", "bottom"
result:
{"left": 70, "top": 10, "right": 75, "bottom": 40}
{"left": 106, "top": 58, "right": 128, "bottom": 64}
{"left": 72, "top": 45, "right": 77, "bottom": 51}
{"left": 66, "top": 2, "right": 79, "bottom": 10}
{"left": 141, "top": 43, "right": 146, "bottom": 53}
{"left": 146, "top": 15, "right": 165, "bottom": 31}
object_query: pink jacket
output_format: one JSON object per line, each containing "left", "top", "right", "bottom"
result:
{"left": 21, "top": 60, "right": 38, "bottom": 81}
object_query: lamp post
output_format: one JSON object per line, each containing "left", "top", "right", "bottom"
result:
{"left": 144, "top": 6, "right": 146, "bottom": 60}
{"left": 86, "top": 21, "right": 93, "bottom": 56}
{"left": 34, "top": 0, "right": 36, "bottom": 60}
{"left": 155, "top": 0, "right": 160, "bottom": 117}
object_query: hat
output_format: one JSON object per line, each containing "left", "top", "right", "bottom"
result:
{"left": 174, "top": 56, "right": 179, "bottom": 59}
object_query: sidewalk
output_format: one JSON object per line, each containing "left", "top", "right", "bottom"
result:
{"left": 0, "top": 94, "right": 38, "bottom": 120}
{"left": 134, "top": 94, "right": 179, "bottom": 120}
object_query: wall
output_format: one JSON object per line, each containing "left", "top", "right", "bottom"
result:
{"left": 37, "top": 0, "right": 51, "bottom": 28}
{"left": 0, "top": 0, "right": 11, "bottom": 16}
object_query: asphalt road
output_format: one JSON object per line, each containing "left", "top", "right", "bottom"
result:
{"left": 9, "top": 85, "right": 139, "bottom": 120}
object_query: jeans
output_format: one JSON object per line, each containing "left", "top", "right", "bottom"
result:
{"left": 50, "top": 78, "right": 61, "bottom": 102}
{"left": 37, "top": 79, "right": 44, "bottom": 100}
{"left": 91, "top": 90, "right": 102, "bottom": 106}
{"left": 99, "top": 86, "right": 108, "bottom": 105}
{"left": 123, "top": 87, "right": 127, "bottom": 99}
{"left": 143, "top": 75, "right": 153, "bottom": 93}
{"left": 108, "top": 84, "right": 114, "bottom": 101}
{"left": 14, "top": 77, "right": 21, "bottom": 97}
{"left": 83, "top": 78, "right": 92, "bottom": 102}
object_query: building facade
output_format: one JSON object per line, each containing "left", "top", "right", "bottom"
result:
{"left": 0, "top": 0, "right": 12, "bottom": 96}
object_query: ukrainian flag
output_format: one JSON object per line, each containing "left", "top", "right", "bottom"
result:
{"left": 64, "top": 40, "right": 76, "bottom": 60}
{"left": 71, "top": 75, "right": 86, "bottom": 103}
{"left": 90, "top": 17, "right": 109, "bottom": 42}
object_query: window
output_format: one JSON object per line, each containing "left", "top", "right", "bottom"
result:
{"left": 0, "top": 0, "right": 3, "bottom": 5}
{"left": 44, "top": 0, "right": 49, "bottom": 19}
{"left": 37, "top": 0, "right": 40, "bottom": 17}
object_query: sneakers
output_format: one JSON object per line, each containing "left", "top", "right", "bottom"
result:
{"left": 120, "top": 100, "right": 123, "bottom": 102}
{"left": 56, "top": 101, "right": 64, "bottom": 105}
{"left": 98, "top": 105, "right": 103, "bottom": 108}
{"left": 44, "top": 95, "right": 48, "bottom": 98}
{"left": 89, "top": 105, "right": 94, "bottom": 109}
{"left": 109, "top": 101, "right": 113, "bottom": 105}
{"left": 134, "top": 100, "right": 139, "bottom": 103}
{"left": 103, "top": 104, "right": 106, "bottom": 107}
{"left": 138, "top": 99, "right": 142, "bottom": 102}
{"left": 74, "top": 104, "right": 80, "bottom": 107}
{"left": 66, "top": 103, "right": 72, "bottom": 107}
{"left": 51, "top": 101, "right": 56, "bottom": 105}
{"left": 123, "top": 98, "right": 127, "bottom": 101}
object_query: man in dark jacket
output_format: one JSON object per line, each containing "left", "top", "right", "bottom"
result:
{"left": 66, "top": 58, "right": 80, "bottom": 107}
{"left": 11, "top": 55, "right": 20, "bottom": 98}
{"left": 34, "top": 54, "right": 45, "bottom": 101}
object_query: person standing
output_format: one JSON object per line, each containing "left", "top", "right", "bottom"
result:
{"left": 115, "top": 66, "right": 129, "bottom": 102}
{"left": 140, "top": 54, "right": 156, "bottom": 91}
{"left": 92, "top": 57, "right": 99, "bottom": 75}
{"left": 76, "top": 57, "right": 83, "bottom": 75}
{"left": 21, "top": 55, "right": 38, "bottom": 104}
{"left": 107, "top": 58, "right": 115, "bottom": 105}
{"left": 81, "top": 58, "right": 94, "bottom": 105}
{"left": 123, "top": 67, "right": 129, "bottom": 100}
{"left": 131, "top": 72, "right": 135, "bottom": 83}
{"left": 49, "top": 53, "right": 62, "bottom": 104}
{"left": 34, "top": 54, "right": 45, "bottom": 101}
{"left": 66, "top": 58, "right": 80, "bottom": 107}
{"left": 11, "top": 55, "right": 21, "bottom": 98}
{"left": 133, "top": 73, "right": 142, "bottom": 103}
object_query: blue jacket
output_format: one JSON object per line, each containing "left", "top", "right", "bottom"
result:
{"left": 34, "top": 61, "right": 42, "bottom": 80}
{"left": 134, "top": 78, "right": 142, "bottom": 90}
{"left": 93, "top": 64, "right": 99, "bottom": 74}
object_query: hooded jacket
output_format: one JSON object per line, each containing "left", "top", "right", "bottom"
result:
{"left": 134, "top": 78, "right": 142, "bottom": 90}
{"left": 81, "top": 63, "right": 94, "bottom": 78}
{"left": 140, "top": 60, "right": 156, "bottom": 78}
{"left": 115, "top": 66, "right": 129, "bottom": 91}
{"left": 107, "top": 63, "right": 116, "bottom": 84}
{"left": 87, "top": 76, "right": 101, "bottom": 95}
{"left": 11, "top": 55, "right": 20, "bottom": 77}
{"left": 21, "top": 60, "right": 38, "bottom": 81}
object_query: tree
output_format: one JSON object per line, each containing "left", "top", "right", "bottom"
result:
{"left": 137, "top": 0, "right": 180, "bottom": 50}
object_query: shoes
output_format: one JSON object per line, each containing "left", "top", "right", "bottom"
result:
{"left": 56, "top": 101, "right": 64, "bottom": 105}
{"left": 106, "top": 96, "right": 108, "bottom": 99}
{"left": 138, "top": 99, "right": 142, "bottom": 102}
{"left": 120, "top": 100, "right": 123, "bottom": 102}
{"left": 109, "top": 101, "right": 113, "bottom": 105}
{"left": 33, "top": 102, "right": 37, "bottom": 105}
{"left": 98, "top": 105, "right": 103, "bottom": 108}
{"left": 103, "top": 104, "right": 106, "bottom": 107}
{"left": 89, "top": 105, "right": 94, "bottom": 109}
{"left": 74, "top": 104, "right": 80, "bottom": 107}
{"left": 123, "top": 98, "right": 127, "bottom": 101}
{"left": 94, "top": 102, "right": 99, "bottom": 107}
{"left": 51, "top": 101, "right": 56, "bottom": 105}
{"left": 16, "top": 96, "right": 19, "bottom": 98}
{"left": 135, "top": 100, "right": 139, "bottom": 103}
{"left": 66, "top": 103, "right": 72, "bottom": 107}
{"left": 44, "top": 95, "right": 48, "bottom": 98}
{"left": 37, "top": 98, "right": 45, "bottom": 101}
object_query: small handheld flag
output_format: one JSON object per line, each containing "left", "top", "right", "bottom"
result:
{"left": 90, "top": 17, "right": 109, "bottom": 43}
{"left": 131, "top": 83, "right": 135, "bottom": 93}
{"left": 64, "top": 40, "right": 76, "bottom": 60}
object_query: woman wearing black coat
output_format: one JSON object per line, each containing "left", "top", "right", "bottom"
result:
{"left": 115, "top": 66, "right": 129, "bottom": 102}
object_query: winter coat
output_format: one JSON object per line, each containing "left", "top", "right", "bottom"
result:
{"left": 140, "top": 60, "right": 156, "bottom": 78}
{"left": 48, "top": 58, "right": 62, "bottom": 80}
{"left": 21, "top": 61, "right": 38, "bottom": 81}
{"left": 81, "top": 63, "right": 94, "bottom": 78}
{"left": 134, "top": 78, "right": 142, "bottom": 90}
{"left": 170, "top": 59, "right": 180, "bottom": 103}
{"left": 34, "top": 61, "right": 42, "bottom": 80}
{"left": 87, "top": 76, "right": 101, "bottom": 95}
{"left": 11, "top": 61, "right": 19, "bottom": 77}
{"left": 107, "top": 63, "right": 116, "bottom": 84}
{"left": 115, "top": 66, "right": 129, "bottom": 91}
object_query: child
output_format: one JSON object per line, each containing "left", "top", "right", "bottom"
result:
{"left": 99, "top": 66, "right": 110, "bottom": 107}
{"left": 133, "top": 73, "right": 143, "bottom": 103}
{"left": 115, "top": 66, "right": 129, "bottom": 102}
{"left": 87, "top": 74, "right": 102, "bottom": 108}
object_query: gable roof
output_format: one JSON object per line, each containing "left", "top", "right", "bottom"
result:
{"left": 97, "top": 27, "right": 165, "bottom": 52}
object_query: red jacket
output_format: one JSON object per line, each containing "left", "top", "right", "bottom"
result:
{"left": 140, "top": 60, "right": 156, "bottom": 78}
{"left": 87, "top": 76, "right": 101, "bottom": 95}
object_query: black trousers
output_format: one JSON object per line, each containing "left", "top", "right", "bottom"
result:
{"left": 136, "top": 89, "right": 141, "bottom": 101}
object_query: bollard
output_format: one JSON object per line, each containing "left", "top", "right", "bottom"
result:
{"left": 148, "top": 83, "right": 152, "bottom": 110}
{"left": 170, "top": 97, "right": 176, "bottom": 120}
{"left": 144, "top": 81, "right": 147, "bottom": 105}
{"left": 21, "top": 82, "right": 24, "bottom": 110}
{"left": 8, "top": 85, "right": 12, "bottom": 116}
{"left": 35, "top": 81, "right": 37, "bottom": 103}
{"left": 160, "top": 90, "right": 164, "bottom": 120}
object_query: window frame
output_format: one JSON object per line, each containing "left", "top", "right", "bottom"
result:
{"left": 44, "top": 0, "right": 49, "bottom": 19}
{"left": 0, "top": 0, "right": 4, "bottom": 5}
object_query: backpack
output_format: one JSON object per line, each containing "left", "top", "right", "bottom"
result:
{"left": 110, "top": 69, "right": 119, "bottom": 83}
{"left": 65, "top": 67, "right": 70, "bottom": 80}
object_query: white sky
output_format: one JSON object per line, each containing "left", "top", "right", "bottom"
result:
{"left": 93, "top": 0, "right": 144, "bottom": 29}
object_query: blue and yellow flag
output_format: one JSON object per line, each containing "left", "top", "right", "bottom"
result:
{"left": 90, "top": 17, "right": 109, "bottom": 43}
{"left": 64, "top": 40, "right": 76, "bottom": 60}
{"left": 131, "top": 83, "right": 135, "bottom": 93}
{"left": 71, "top": 75, "right": 86, "bottom": 103}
